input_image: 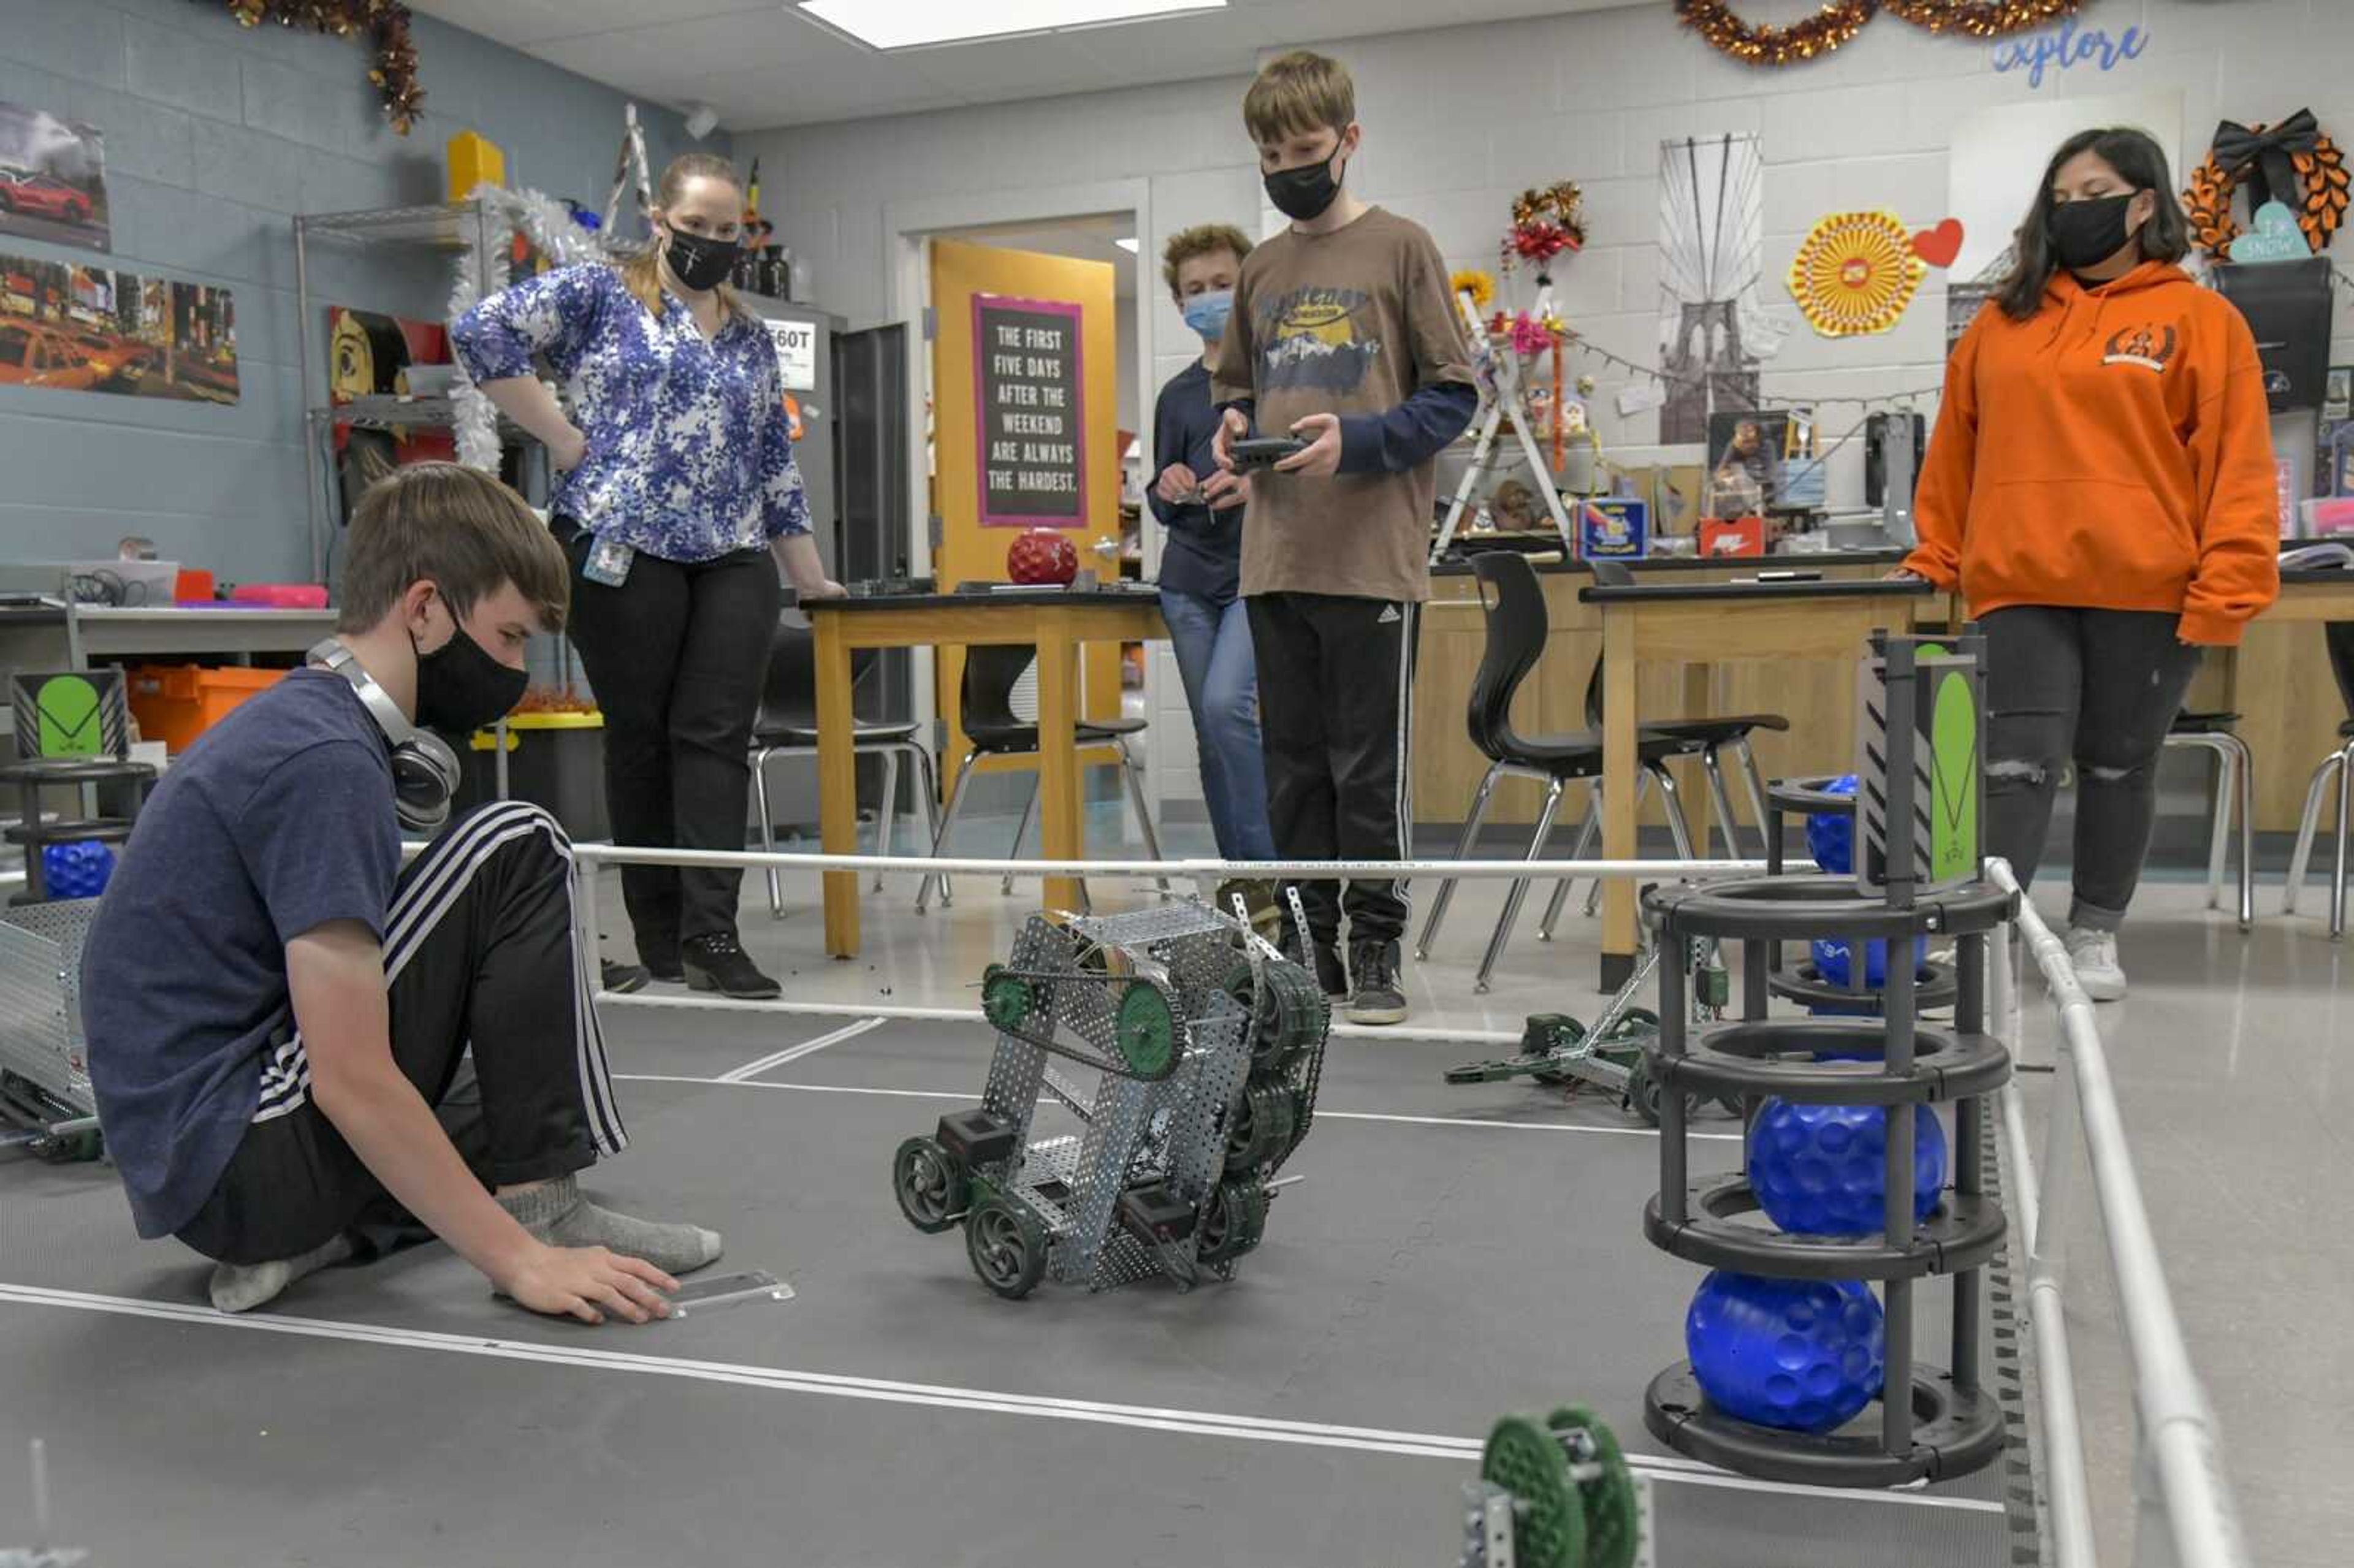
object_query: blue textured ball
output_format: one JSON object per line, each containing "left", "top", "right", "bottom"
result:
{"left": 1808, "top": 935, "right": 1929, "bottom": 990}
{"left": 1804, "top": 774, "right": 1859, "bottom": 877}
{"left": 40, "top": 839, "right": 115, "bottom": 900}
{"left": 1686, "top": 1272, "right": 1885, "bottom": 1433}
{"left": 1748, "top": 1098, "right": 1947, "bottom": 1235}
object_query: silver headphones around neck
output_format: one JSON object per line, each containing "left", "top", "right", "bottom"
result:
{"left": 307, "top": 636, "right": 460, "bottom": 832}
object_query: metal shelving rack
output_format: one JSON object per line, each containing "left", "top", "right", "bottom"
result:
{"left": 293, "top": 198, "right": 524, "bottom": 585}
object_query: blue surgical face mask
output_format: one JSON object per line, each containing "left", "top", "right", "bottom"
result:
{"left": 1181, "top": 289, "right": 1233, "bottom": 341}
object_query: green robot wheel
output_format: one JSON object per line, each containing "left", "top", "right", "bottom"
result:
{"left": 981, "top": 964, "right": 1039, "bottom": 1033}
{"left": 1195, "top": 1178, "right": 1268, "bottom": 1266}
{"left": 891, "top": 1135, "right": 966, "bottom": 1235}
{"left": 1522, "top": 1013, "right": 1586, "bottom": 1086}
{"left": 1115, "top": 981, "right": 1179, "bottom": 1077}
{"left": 1622, "top": 1054, "right": 1700, "bottom": 1128}
{"left": 1547, "top": 1406, "right": 1640, "bottom": 1568}
{"left": 1596, "top": 1007, "right": 1658, "bottom": 1046}
{"left": 1479, "top": 1414, "right": 1585, "bottom": 1568}
{"left": 1224, "top": 1083, "right": 1298, "bottom": 1174}
{"left": 1222, "top": 956, "right": 1322, "bottom": 1075}
{"left": 964, "top": 1192, "right": 1049, "bottom": 1299}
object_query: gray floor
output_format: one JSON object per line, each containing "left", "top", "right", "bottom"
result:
{"left": 1, "top": 803, "right": 2344, "bottom": 1565}
{"left": 0, "top": 1003, "right": 2017, "bottom": 1567}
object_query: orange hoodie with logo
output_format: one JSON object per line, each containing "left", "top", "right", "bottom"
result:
{"left": 1904, "top": 262, "right": 2280, "bottom": 646}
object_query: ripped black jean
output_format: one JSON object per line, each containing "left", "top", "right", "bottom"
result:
{"left": 1982, "top": 606, "right": 2202, "bottom": 932}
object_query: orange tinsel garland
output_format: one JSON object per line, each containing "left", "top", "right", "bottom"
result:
{"left": 1673, "top": 1, "right": 2085, "bottom": 68}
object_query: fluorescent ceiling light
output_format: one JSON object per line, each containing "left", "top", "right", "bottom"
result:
{"left": 797, "top": 0, "right": 1225, "bottom": 51}
{"left": 1113, "top": 237, "right": 1139, "bottom": 253}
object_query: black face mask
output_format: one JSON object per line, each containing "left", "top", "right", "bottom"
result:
{"left": 664, "top": 227, "right": 742, "bottom": 291}
{"left": 1265, "top": 151, "right": 1345, "bottom": 223}
{"left": 2047, "top": 193, "right": 2140, "bottom": 272}
{"left": 413, "top": 617, "right": 528, "bottom": 736}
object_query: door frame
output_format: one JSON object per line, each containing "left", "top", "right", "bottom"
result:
{"left": 883, "top": 178, "right": 1158, "bottom": 804}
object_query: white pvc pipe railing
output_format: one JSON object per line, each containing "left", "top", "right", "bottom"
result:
{"left": 560, "top": 839, "right": 2249, "bottom": 1563}
{"left": 1989, "top": 859, "right": 2250, "bottom": 1568}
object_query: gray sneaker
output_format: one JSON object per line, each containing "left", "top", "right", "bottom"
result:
{"left": 1346, "top": 940, "right": 1409, "bottom": 1026}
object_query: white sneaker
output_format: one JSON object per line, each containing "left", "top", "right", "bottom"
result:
{"left": 2063, "top": 927, "right": 2127, "bottom": 1002}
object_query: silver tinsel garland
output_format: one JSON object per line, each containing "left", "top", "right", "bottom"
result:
{"left": 446, "top": 182, "right": 606, "bottom": 472}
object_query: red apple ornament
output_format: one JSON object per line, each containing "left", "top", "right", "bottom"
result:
{"left": 1006, "top": 528, "right": 1078, "bottom": 586}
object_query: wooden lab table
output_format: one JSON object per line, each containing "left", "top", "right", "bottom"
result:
{"left": 1579, "top": 577, "right": 1945, "bottom": 990}
{"left": 804, "top": 587, "right": 1166, "bottom": 959}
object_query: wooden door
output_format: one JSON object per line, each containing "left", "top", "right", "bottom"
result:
{"left": 929, "top": 238, "right": 1122, "bottom": 785}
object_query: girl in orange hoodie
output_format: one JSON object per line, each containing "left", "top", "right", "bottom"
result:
{"left": 1898, "top": 127, "right": 2278, "bottom": 1000}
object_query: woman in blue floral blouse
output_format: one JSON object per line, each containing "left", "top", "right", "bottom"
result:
{"left": 454, "top": 153, "right": 839, "bottom": 1002}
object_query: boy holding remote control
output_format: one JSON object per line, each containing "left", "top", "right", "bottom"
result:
{"left": 1207, "top": 49, "right": 1476, "bottom": 1025}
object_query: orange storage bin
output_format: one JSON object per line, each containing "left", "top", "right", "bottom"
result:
{"left": 126, "top": 664, "right": 284, "bottom": 752}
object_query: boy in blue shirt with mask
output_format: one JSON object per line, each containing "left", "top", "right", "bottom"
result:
{"left": 1151, "top": 223, "right": 1276, "bottom": 926}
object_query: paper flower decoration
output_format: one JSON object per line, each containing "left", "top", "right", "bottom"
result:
{"left": 1508, "top": 311, "right": 1561, "bottom": 357}
{"left": 1787, "top": 211, "right": 1927, "bottom": 337}
{"left": 1451, "top": 268, "right": 1496, "bottom": 311}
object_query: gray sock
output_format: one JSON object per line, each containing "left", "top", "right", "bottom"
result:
{"left": 208, "top": 1233, "right": 356, "bottom": 1314}
{"left": 496, "top": 1174, "right": 723, "bottom": 1277}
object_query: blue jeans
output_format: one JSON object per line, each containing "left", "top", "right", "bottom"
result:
{"left": 1159, "top": 588, "right": 1276, "bottom": 862}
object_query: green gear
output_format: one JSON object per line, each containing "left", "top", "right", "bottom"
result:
{"left": 1480, "top": 1414, "right": 1585, "bottom": 1568}
{"left": 1548, "top": 1406, "right": 1640, "bottom": 1568}
{"left": 1196, "top": 1179, "right": 1268, "bottom": 1266}
{"left": 981, "top": 964, "right": 1038, "bottom": 1033}
{"left": 964, "top": 1192, "right": 1049, "bottom": 1299}
{"left": 1224, "top": 1083, "right": 1298, "bottom": 1174}
{"left": 891, "top": 1135, "right": 966, "bottom": 1235}
{"left": 1115, "top": 981, "right": 1179, "bottom": 1077}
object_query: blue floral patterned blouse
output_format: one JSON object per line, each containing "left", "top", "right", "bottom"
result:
{"left": 451, "top": 263, "right": 809, "bottom": 563}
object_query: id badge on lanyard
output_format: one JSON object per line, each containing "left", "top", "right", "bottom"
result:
{"left": 585, "top": 536, "right": 635, "bottom": 587}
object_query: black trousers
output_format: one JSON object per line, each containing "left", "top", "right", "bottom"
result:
{"left": 1982, "top": 605, "right": 2201, "bottom": 931}
{"left": 175, "top": 803, "right": 627, "bottom": 1266}
{"left": 1244, "top": 591, "right": 1420, "bottom": 946}
{"left": 555, "top": 520, "right": 781, "bottom": 954}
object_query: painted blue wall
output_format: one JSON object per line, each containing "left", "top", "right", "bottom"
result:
{"left": 0, "top": 0, "right": 723, "bottom": 584}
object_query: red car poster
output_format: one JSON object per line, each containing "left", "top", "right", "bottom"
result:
{"left": 0, "top": 99, "right": 108, "bottom": 253}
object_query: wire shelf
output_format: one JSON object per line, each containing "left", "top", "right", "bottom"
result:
{"left": 295, "top": 200, "right": 503, "bottom": 250}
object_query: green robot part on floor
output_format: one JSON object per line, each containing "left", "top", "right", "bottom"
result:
{"left": 1460, "top": 1406, "right": 1648, "bottom": 1568}
{"left": 1444, "top": 937, "right": 1741, "bottom": 1127}
{"left": 891, "top": 900, "right": 1330, "bottom": 1300}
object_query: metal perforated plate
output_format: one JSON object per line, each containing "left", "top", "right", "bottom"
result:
{"left": 0, "top": 900, "right": 99, "bottom": 1113}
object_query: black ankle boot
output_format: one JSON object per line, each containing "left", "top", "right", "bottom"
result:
{"left": 1278, "top": 924, "right": 1348, "bottom": 1000}
{"left": 681, "top": 934, "right": 781, "bottom": 1000}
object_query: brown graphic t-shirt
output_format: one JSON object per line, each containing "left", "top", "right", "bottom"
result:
{"left": 1211, "top": 207, "right": 1474, "bottom": 604}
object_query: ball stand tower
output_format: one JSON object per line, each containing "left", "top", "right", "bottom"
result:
{"left": 1638, "top": 632, "right": 2017, "bottom": 1487}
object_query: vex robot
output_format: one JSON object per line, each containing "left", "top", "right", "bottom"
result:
{"left": 889, "top": 902, "right": 1329, "bottom": 1299}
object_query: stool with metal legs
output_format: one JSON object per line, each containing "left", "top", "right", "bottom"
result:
{"left": 2163, "top": 712, "right": 2255, "bottom": 932}
{"left": 747, "top": 618, "right": 941, "bottom": 919}
{"left": 916, "top": 642, "right": 1167, "bottom": 914}
{"left": 1414, "top": 552, "right": 1705, "bottom": 992}
{"left": 2283, "top": 719, "right": 2354, "bottom": 935}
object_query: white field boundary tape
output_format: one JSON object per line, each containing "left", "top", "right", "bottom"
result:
{"left": 0, "top": 1282, "right": 1996, "bottom": 1515}
{"left": 612, "top": 1073, "right": 1748, "bottom": 1143}
{"left": 714, "top": 1017, "right": 886, "bottom": 1083}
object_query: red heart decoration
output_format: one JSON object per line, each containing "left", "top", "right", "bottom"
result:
{"left": 1911, "top": 218, "right": 1964, "bottom": 268}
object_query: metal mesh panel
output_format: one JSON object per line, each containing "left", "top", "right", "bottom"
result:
{"left": 0, "top": 899, "right": 99, "bottom": 1113}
